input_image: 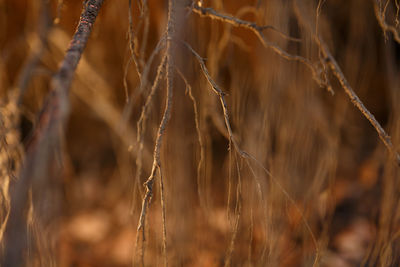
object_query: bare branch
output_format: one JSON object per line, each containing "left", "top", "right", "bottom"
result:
{"left": 123, "top": 0, "right": 143, "bottom": 103}
{"left": 374, "top": 0, "right": 400, "bottom": 44}
{"left": 318, "top": 39, "right": 400, "bottom": 165}
{"left": 135, "top": 0, "right": 176, "bottom": 265}
{"left": 191, "top": 3, "right": 334, "bottom": 94}
{"left": 175, "top": 68, "right": 206, "bottom": 213}
{"left": 182, "top": 41, "right": 320, "bottom": 263}
{"left": 136, "top": 55, "right": 166, "bottom": 197}
{"left": 2, "top": 0, "right": 105, "bottom": 265}
{"left": 293, "top": 0, "right": 400, "bottom": 165}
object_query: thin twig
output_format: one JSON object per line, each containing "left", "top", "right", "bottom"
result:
{"left": 136, "top": 55, "right": 166, "bottom": 197}
{"left": 245, "top": 154, "right": 320, "bottom": 266}
{"left": 139, "top": 1, "right": 150, "bottom": 69}
{"left": 123, "top": 0, "right": 142, "bottom": 103}
{"left": 320, "top": 39, "right": 400, "bottom": 165}
{"left": 134, "top": 52, "right": 171, "bottom": 265}
{"left": 234, "top": 5, "right": 302, "bottom": 42}
{"left": 135, "top": 0, "right": 176, "bottom": 265}
{"left": 181, "top": 41, "right": 242, "bottom": 155}
{"left": 128, "top": 0, "right": 142, "bottom": 75}
{"left": 120, "top": 34, "right": 166, "bottom": 126}
{"left": 159, "top": 166, "right": 168, "bottom": 267}
{"left": 294, "top": 0, "right": 400, "bottom": 165}
{"left": 182, "top": 41, "right": 320, "bottom": 264}
{"left": 374, "top": 0, "right": 400, "bottom": 44}
{"left": 191, "top": 3, "right": 333, "bottom": 94}
{"left": 175, "top": 68, "right": 206, "bottom": 213}
{"left": 224, "top": 152, "right": 242, "bottom": 267}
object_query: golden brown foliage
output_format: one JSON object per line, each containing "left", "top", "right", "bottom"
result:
{"left": 1, "top": 0, "right": 400, "bottom": 266}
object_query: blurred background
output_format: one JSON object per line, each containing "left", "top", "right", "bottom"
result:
{"left": 1, "top": 0, "right": 400, "bottom": 266}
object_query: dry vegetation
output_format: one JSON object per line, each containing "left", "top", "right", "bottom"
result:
{"left": 1, "top": 0, "right": 400, "bottom": 266}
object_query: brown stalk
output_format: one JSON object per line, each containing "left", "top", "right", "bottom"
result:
{"left": 292, "top": 0, "right": 400, "bottom": 165}
{"left": 191, "top": 3, "right": 334, "bottom": 94}
{"left": 176, "top": 68, "right": 206, "bottom": 214}
{"left": 136, "top": 55, "right": 166, "bottom": 198}
{"left": 182, "top": 40, "right": 320, "bottom": 265}
{"left": 135, "top": 1, "right": 176, "bottom": 266}
{"left": 374, "top": 0, "right": 400, "bottom": 44}
{"left": 317, "top": 38, "right": 400, "bottom": 165}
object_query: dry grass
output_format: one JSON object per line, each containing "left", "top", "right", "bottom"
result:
{"left": 1, "top": 0, "right": 400, "bottom": 266}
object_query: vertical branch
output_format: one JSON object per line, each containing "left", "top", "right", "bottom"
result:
{"left": 135, "top": 1, "right": 176, "bottom": 266}
{"left": 224, "top": 152, "right": 242, "bottom": 267}
{"left": 176, "top": 68, "right": 206, "bottom": 213}
{"left": 139, "top": 3, "right": 150, "bottom": 68}
{"left": 182, "top": 40, "right": 320, "bottom": 265}
{"left": 136, "top": 55, "right": 166, "bottom": 198}
{"left": 123, "top": 0, "right": 142, "bottom": 103}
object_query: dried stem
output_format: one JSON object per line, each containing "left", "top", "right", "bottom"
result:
{"left": 176, "top": 68, "right": 206, "bottom": 213}
{"left": 181, "top": 41, "right": 242, "bottom": 154}
{"left": 246, "top": 154, "right": 320, "bottom": 266}
{"left": 135, "top": 0, "right": 176, "bottom": 265}
{"left": 293, "top": 0, "right": 400, "bottom": 165}
{"left": 374, "top": 0, "right": 400, "bottom": 44}
{"left": 182, "top": 40, "right": 320, "bottom": 264}
{"left": 136, "top": 55, "right": 166, "bottom": 197}
{"left": 123, "top": 0, "right": 142, "bottom": 103}
{"left": 224, "top": 152, "right": 242, "bottom": 267}
{"left": 134, "top": 53, "right": 172, "bottom": 264}
{"left": 191, "top": 3, "right": 333, "bottom": 94}
{"left": 299, "top": 0, "right": 400, "bottom": 165}
{"left": 319, "top": 38, "right": 400, "bottom": 165}
{"left": 128, "top": 0, "right": 142, "bottom": 75}
{"left": 121, "top": 34, "right": 166, "bottom": 125}
{"left": 159, "top": 166, "right": 168, "bottom": 267}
